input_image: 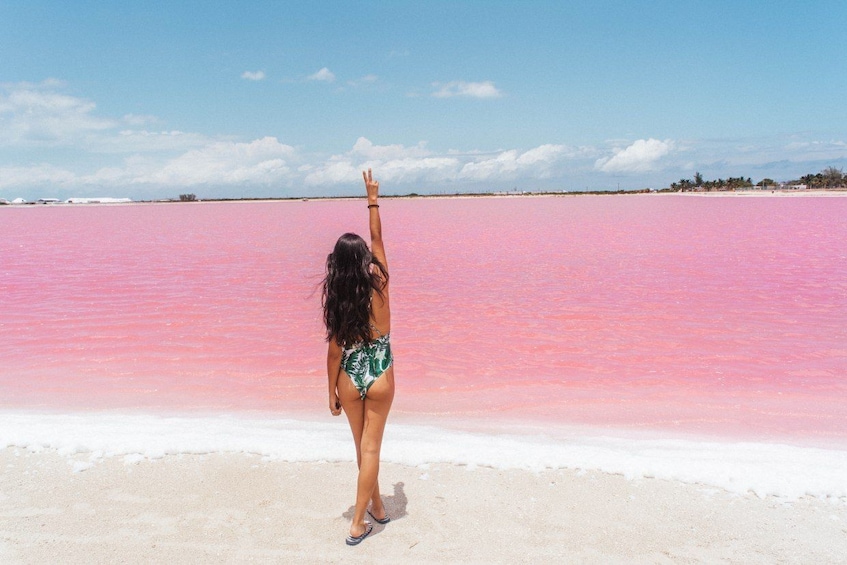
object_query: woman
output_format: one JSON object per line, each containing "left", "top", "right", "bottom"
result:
{"left": 322, "top": 169, "right": 394, "bottom": 546}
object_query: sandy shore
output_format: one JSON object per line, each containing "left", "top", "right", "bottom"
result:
{"left": 1, "top": 449, "right": 845, "bottom": 564}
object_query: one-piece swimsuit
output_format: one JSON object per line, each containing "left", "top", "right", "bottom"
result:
{"left": 340, "top": 325, "right": 392, "bottom": 399}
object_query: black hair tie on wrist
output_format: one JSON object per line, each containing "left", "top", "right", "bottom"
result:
{"left": 368, "top": 204, "right": 379, "bottom": 208}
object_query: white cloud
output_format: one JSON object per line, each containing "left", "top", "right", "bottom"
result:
{"left": 307, "top": 67, "right": 335, "bottom": 82}
{"left": 432, "top": 81, "right": 502, "bottom": 99}
{"left": 304, "top": 139, "right": 592, "bottom": 187}
{"left": 0, "top": 137, "right": 299, "bottom": 190}
{"left": 517, "top": 144, "right": 576, "bottom": 165}
{"left": 106, "top": 129, "right": 211, "bottom": 154}
{"left": 351, "top": 137, "right": 429, "bottom": 160}
{"left": 304, "top": 155, "right": 460, "bottom": 186}
{"left": 6, "top": 80, "right": 844, "bottom": 199}
{"left": 0, "top": 81, "right": 116, "bottom": 146}
{"left": 303, "top": 160, "right": 360, "bottom": 186}
{"left": 459, "top": 150, "right": 520, "bottom": 179}
{"left": 377, "top": 157, "right": 461, "bottom": 184}
{"left": 458, "top": 144, "right": 594, "bottom": 181}
{"left": 142, "top": 136, "right": 297, "bottom": 185}
{"left": 595, "top": 138, "right": 673, "bottom": 173}
{"left": 0, "top": 81, "right": 213, "bottom": 156}
{"left": 304, "top": 138, "right": 461, "bottom": 186}
{"left": 241, "top": 70, "right": 266, "bottom": 81}
{"left": 347, "top": 74, "right": 379, "bottom": 87}
{"left": 122, "top": 114, "right": 159, "bottom": 126}
{"left": 783, "top": 139, "right": 847, "bottom": 159}
{"left": 0, "top": 164, "right": 77, "bottom": 190}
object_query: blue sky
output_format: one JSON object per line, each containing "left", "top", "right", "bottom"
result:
{"left": 1, "top": 1, "right": 846, "bottom": 200}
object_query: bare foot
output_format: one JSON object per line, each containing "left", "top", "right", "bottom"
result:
{"left": 349, "top": 521, "right": 370, "bottom": 538}
{"left": 346, "top": 521, "right": 373, "bottom": 546}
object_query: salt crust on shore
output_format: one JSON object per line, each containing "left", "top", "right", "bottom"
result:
{"left": 3, "top": 413, "right": 847, "bottom": 501}
{"left": 2, "top": 450, "right": 846, "bottom": 564}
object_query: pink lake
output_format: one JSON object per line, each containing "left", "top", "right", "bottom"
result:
{"left": 1, "top": 196, "right": 845, "bottom": 444}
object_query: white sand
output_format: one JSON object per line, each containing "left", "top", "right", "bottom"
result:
{"left": 2, "top": 449, "right": 845, "bottom": 564}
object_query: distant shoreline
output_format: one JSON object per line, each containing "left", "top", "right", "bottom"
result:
{"left": 162, "top": 188, "right": 847, "bottom": 202}
{"left": 3, "top": 188, "right": 847, "bottom": 207}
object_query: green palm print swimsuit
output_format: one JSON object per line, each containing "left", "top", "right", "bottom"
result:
{"left": 341, "top": 326, "right": 392, "bottom": 399}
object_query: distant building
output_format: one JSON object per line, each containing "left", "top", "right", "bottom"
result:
{"left": 65, "top": 197, "right": 132, "bottom": 204}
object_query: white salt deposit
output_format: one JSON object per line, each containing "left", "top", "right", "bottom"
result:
{"left": 2, "top": 411, "right": 845, "bottom": 502}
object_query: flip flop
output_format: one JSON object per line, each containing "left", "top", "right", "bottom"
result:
{"left": 345, "top": 521, "right": 373, "bottom": 546}
{"left": 367, "top": 509, "right": 391, "bottom": 524}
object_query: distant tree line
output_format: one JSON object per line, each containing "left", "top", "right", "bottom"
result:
{"left": 797, "top": 166, "right": 845, "bottom": 189}
{"left": 670, "top": 175, "right": 753, "bottom": 191}
{"left": 179, "top": 193, "right": 197, "bottom": 201}
{"left": 669, "top": 166, "right": 844, "bottom": 191}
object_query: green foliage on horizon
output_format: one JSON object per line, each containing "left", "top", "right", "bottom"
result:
{"left": 797, "top": 167, "right": 844, "bottom": 189}
{"left": 670, "top": 176, "right": 753, "bottom": 191}
{"left": 670, "top": 166, "right": 844, "bottom": 191}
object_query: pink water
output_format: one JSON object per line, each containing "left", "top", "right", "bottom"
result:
{"left": 2, "top": 196, "right": 845, "bottom": 444}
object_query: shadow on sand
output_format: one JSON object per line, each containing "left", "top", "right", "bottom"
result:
{"left": 342, "top": 481, "right": 408, "bottom": 531}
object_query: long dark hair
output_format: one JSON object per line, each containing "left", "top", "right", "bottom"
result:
{"left": 321, "top": 233, "right": 388, "bottom": 346}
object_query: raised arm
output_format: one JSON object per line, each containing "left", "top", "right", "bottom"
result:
{"left": 363, "top": 168, "right": 387, "bottom": 270}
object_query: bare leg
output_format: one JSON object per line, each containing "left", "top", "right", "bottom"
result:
{"left": 338, "top": 367, "right": 395, "bottom": 537}
{"left": 344, "top": 404, "right": 386, "bottom": 517}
